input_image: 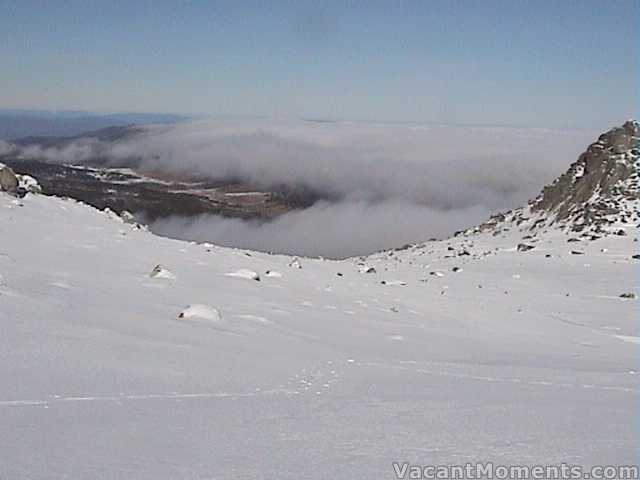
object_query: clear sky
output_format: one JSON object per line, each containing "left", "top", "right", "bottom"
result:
{"left": 1, "top": 0, "right": 637, "bottom": 128}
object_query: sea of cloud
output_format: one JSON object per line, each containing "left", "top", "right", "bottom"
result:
{"left": 12, "top": 118, "right": 597, "bottom": 257}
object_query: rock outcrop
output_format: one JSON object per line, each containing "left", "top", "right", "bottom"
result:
{"left": 0, "top": 163, "right": 42, "bottom": 197}
{"left": 530, "top": 120, "right": 639, "bottom": 232}
{"left": 0, "top": 163, "right": 18, "bottom": 194}
{"left": 473, "top": 120, "right": 639, "bottom": 238}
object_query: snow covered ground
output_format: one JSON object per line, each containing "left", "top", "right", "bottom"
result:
{"left": 0, "top": 192, "right": 637, "bottom": 479}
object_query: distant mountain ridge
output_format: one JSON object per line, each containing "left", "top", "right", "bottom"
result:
{"left": 11, "top": 125, "right": 147, "bottom": 149}
{"left": 0, "top": 110, "right": 188, "bottom": 140}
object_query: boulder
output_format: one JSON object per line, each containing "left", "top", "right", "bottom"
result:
{"left": 358, "top": 265, "right": 376, "bottom": 274}
{"left": 178, "top": 304, "right": 222, "bottom": 322}
{"left": 0, "top": 164, "right": 18, "bottom": 193}
{"left": 16, "top": 174, "right": 42, "bottom": 194}
{"left": 149, "top": 264, "right": 176, "bottom": 280}
{"left": 517, "top": 243, "right": 535, "bottom": 252}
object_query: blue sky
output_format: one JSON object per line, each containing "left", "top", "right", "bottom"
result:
{"left": 1, "top": 0, "right": 636, "bottom": 128}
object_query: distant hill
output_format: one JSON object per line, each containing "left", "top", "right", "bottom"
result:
{"left": 0, "top": 110, "right": 189, "bottom": 140}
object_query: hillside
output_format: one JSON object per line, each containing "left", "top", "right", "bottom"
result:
{"left": 0, "top": 123, "right": 638, "bottom": 479}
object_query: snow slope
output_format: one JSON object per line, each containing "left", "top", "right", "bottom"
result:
{"left": 0, "top": 192, "right": 638, "bottom": 479}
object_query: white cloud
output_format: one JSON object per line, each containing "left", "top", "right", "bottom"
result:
{"left": 14, "top": 118, "right": 597, "bottom": 257}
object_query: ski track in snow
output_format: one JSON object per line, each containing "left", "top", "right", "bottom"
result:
{"left": 0, "top": 389, "right": 300, "bottom": 409}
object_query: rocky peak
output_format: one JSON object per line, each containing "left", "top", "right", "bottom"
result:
{"left": 530, "top": 120, "right": 638, "bottom": 233}
{"left": 469, "top": 121, "right": 639, "bottom": 238}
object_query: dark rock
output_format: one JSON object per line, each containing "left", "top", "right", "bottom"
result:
{"left": 517, "top": 243, "right": 535, "bottom": 252}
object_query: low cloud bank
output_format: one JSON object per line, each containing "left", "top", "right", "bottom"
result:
{"left": 12, "top": 118, "right": 596, "bottom": 257}
{"left": 151, "top": 201, "right": 489, "bottom": 259}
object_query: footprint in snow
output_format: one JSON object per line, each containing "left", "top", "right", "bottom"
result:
{"left": 237, "top": 314, "right": 273, "bottom": 325}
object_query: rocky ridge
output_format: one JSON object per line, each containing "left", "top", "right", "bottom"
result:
{"left": 471, "top": 120, "right": 639, "bottom": 239}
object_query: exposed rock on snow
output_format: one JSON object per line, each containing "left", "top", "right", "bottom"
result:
{"left": 471, "top": 120, "right": 639, "bottom": 240}
{"left": 177, "top": 304, "right": 222, "bottom": 322}
{"left": 517, "top": 243, "right": 535, "bottom": 252}
{"left": 226, "top": 268, "right": 261, "bottom": 281}
{"left": 264, "top": 270, "right": 283, "bottom": 278}
{"left": 619, "top": 292, "right": 637, "bottom": 299}
{"left": 288, "top": 258, "right": 302, "bottom": 269}
{"left": 531, "top": 120, "right": 639, "bottom": 231}
{"left": 149, "top": 264, "right": 176, "bottom": 280}
{"left": 0, "top": 163, "right": 18, "bottom": 194}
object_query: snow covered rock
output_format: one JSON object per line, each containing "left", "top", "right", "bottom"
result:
{"left": 288, "top": 258, "right": 302, "bottom": 269}
{"left": 358, "top": 265, "right": 377, "bottom": 274}
{"left": 102, "top": 207, "right": 122, "bottom": 222}
{"left": 0, "top": 163, "right": 18, "bottom": 194}
{"left": 120, "top": 210, "right": 135, "bottom": 223}
{"left": 16, "top": 174, "right": 42, "bottom": 195}
{"left": 226, "top": 268, "right": 261, "bottom": 281}
{"left": 149, "top": 264, "right": 176, "bottom": 280}
{"left": 177, "top": 304, "right": 222, "bottom": 322}
{"left": 264, "top": 270, "right": 282, "bottom": 278}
